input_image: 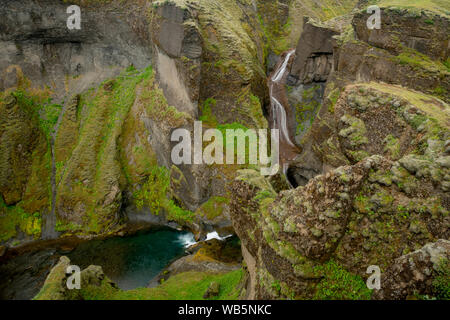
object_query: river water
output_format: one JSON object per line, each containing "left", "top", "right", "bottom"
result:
{"left": 0, "top": 228, "right": 195, "bottom": 299}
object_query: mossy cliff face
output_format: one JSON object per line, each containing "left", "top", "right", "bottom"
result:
{"left": 230, "top": 156, "right": 449, "bottom": 299}
{"left": 287, "top": 5, "right": 450, "bottom": 186}
{"left": 0, "top": 0, "right": 369, "bottom": 245}
{"left": 0, "top": 77, "right": 54, "bottom": 243}
{"left": 0, "top": 0, "right": 269, "bottom": 243}
{"left": 228, "top": 2, "right": 449, "bottom": 300}
{"left": 53, "top": 67, "right": 165, "bottom": 235}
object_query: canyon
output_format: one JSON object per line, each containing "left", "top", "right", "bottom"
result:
{"left": 0, "top": 0, "right": 449, "bottom": 300}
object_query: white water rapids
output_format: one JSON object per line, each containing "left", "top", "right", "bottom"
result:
{"left": 177, "top": 231, "right": 233, "bottom": 248}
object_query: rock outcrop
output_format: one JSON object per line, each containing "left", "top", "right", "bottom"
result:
{"left": 0, "top": 0, "right": 153, "bottom": 100}
{"left": 229, "top": 2, "right": 449, "bottom": 300}
{"left": 34, "top": 255, "right": 244, "bottom": 300}
{"left": 373, "top": 239, "right": 450, "bottom": 300}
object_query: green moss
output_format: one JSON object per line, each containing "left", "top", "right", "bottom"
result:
{"left": 214, "top": 122, "right": 260, "bottom": 165}
{"left": 384, "top": 134, "right": 401, "bottom": 159}
{"left": 443, "top": 58, "right": 450, "bottom": 71}
{"left": 360, "top": 82, "right": 449, "bottom": 130}
{"left": 235, "top": 90, "right": 268, "bottom": 129}
{"left": 134, "top": 165, "right": 194, "bottom": 224}
{"left": 354, "top": 193, "right": 373, "bottom": 215}
{"left": 375, "top": 0, "right": 450, "bottom": 17}
{"left": 66, "top": 269, "right": 243, "bottom": 300}
{"left": 254, "top": 189, "right": 276, "bottom": 202}
{"left": 327, "top": 88, "right": 341, "bottom": 113}
{"left": 138, "top": 75, "right": 190, "bottom": 128}
{"left": 199, "top": 98, "right": 218, "bottom": 126}
{"left": 313, "top": 259, "right": 372, "bottom": 300}
{"left": 52, "top": 65, "right": 189, "bottom": 234}
{"left": 196, "top": 196, "right": 229, "bottom": 220}
{"left": 348, "top": 150, "right": 370, "bottom": 162}
{"left": 12, "top": 89, "right": 62, "bottom": 141}
{"left": 433, "top": 258, "right": 450, "bottom": 300}
{"left": 295, "top": 86, "right": 321, "bottom": 134}
{"left": 339, "top": 115, "right": 368, "bottom": 148}
{"left": 256, "top": 2, "right": 292, "bottom": 55}
{"left": 0, "top": 200, "right": 42, "bottom": 242}
{"left": 393, "top": 46, "right": 449, "bottom": 76}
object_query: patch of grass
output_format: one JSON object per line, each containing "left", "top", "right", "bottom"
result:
{"left": 76, "top": 269, "right": 243, "bottom": 300}
{"left": 383, "top": 134, "right": 401, "bottom": 159}
{"left": 328, "top": 88, "right": 341, "bottom": 113}
{"left": 444, "top": 58, "right": 450, "bottom": 71}
{"left": 133, "top": 165, "right": 194, "bottom": 224}
{"left": 199, "top": 98, "right": 218, "bottom": 126}
{"left": 393, "top": 47, "right": 449, "bottom": 76}
{"left": 196, "top": 196, "right": 229, "bottom": 220}
{"left": 295, "top": 86, "right": 321, "bottom": 134}
{"left": 313, "top": 259, "right": 372, "bottom": 300}
{"left": 0, "top": 198, "right": 42, "bottom": 242}
{"left": 433, "top": 258, "right": 450, "bottom": 300}
{"left": 361, "top": 82, "right": 449, "bottom": 129}
{"left": 11, "top": 90, "right": 62, "bottom": 141}
{"left": 375, "top": 0, "right": 450, "bottom": 17}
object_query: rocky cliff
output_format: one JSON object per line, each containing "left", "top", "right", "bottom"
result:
{"left": 0, "top": 0, "right": 449, "bottom": 300}
{"left": 230, "top": 1, "right": 450, "bottom": 300}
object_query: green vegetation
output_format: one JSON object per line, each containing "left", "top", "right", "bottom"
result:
{"left": 394, "top": 47, "right": 449, "bottom": 76}
{"left": 0, "top": 73, "right": 53, "bottom": 243}
{"left": 433, "top": 259, "right": 450, "bottom": 300}
{"left": 383, "top": 134, "right": 401, "bottom": 159}
{"left": 327, "top": 88, "right": 341, "bottom": 113}
{"left": 290, "top": 0, "right": 358, "bottom": 24}
{"left": 200, "top": 98, "right": 218, "bottom": 126}
{"left": 235, "top": 89, "right": 267, "bottom": 129}
{"left": 313, "top": 260, "right": 373, "bottom": 300}
{"left": 257, "top": 5, "right": 292, "bottom": 55}
{"left": 54, "top": 67, "right": 155, "bottom": 233}
{"left": 11, "top": 90, "right": 62, "bottom": 141}
{"left": 373, "top": 0, "right": 450, "bottom": 17}
{"left": 295, "top": 86, "right": 321, "bottom": 134}
{"left": 362, "top": 82, "right": 449, "bottom": 129}
{"left": 50, "top": 269, "right": 244, "bottom": 300}
{"left": 444, "top": 58, "right": 450, "bottom": 71}
{"left": 216, "top": 122, "right": 257, "bottom": 165}
{"left": 0, "top": 197, "right": 41, "bottom": 242}
{"left": 196, "top": 196, "right": 229, "bottom": 220}
{"left": 134, "top": 165, "right": 194, "bottom": 224}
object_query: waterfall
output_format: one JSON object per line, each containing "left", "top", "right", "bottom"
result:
{"left": 176, "top": 231, "right": 232, "bottom": 248}
{"left": 272, "top": 50, "right": 295, "bottom": 83}
{"left": 268, "top": 49, "right": 300, "bottom": 176}
{"left": 176, "top": 232, "right": 197, "bottom": 248}
{"left": 205, "top": 231, "right": 233, "bottom": 242}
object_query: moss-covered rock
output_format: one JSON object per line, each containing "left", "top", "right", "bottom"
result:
{"left": 231, "top": 154, "right": 449, "bottom": 299}
{"left": 34, "top": 256, "right": 244, "bottom": 300}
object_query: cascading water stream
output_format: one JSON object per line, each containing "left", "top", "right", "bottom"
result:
{"left": 268, "top": 49, "right": 300, "bottom": 176}
{"left": 178, "top": 231, "right": 233, "bottom": 248}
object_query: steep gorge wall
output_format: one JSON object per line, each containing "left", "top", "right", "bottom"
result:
{"left": 285, "top": 5, "right": 450, "bottom": 187}
{"left": 0, "top": 0, "right": 296, "bottom": 245}
{"left": 230, "top": 4, "right": 450, "bottom": 300}
{"left": 0, "top": 0, "right": 153, "bottom": 99}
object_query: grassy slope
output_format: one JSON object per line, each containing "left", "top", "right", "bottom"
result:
{"left": 40, "top": 269, "right": 244, "bottom": 300}
{"left": 376, "top": 0, "right": 450, "bottom": 16}
{"left": 362, "top": 82, "right": 450, "bottom": 128}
